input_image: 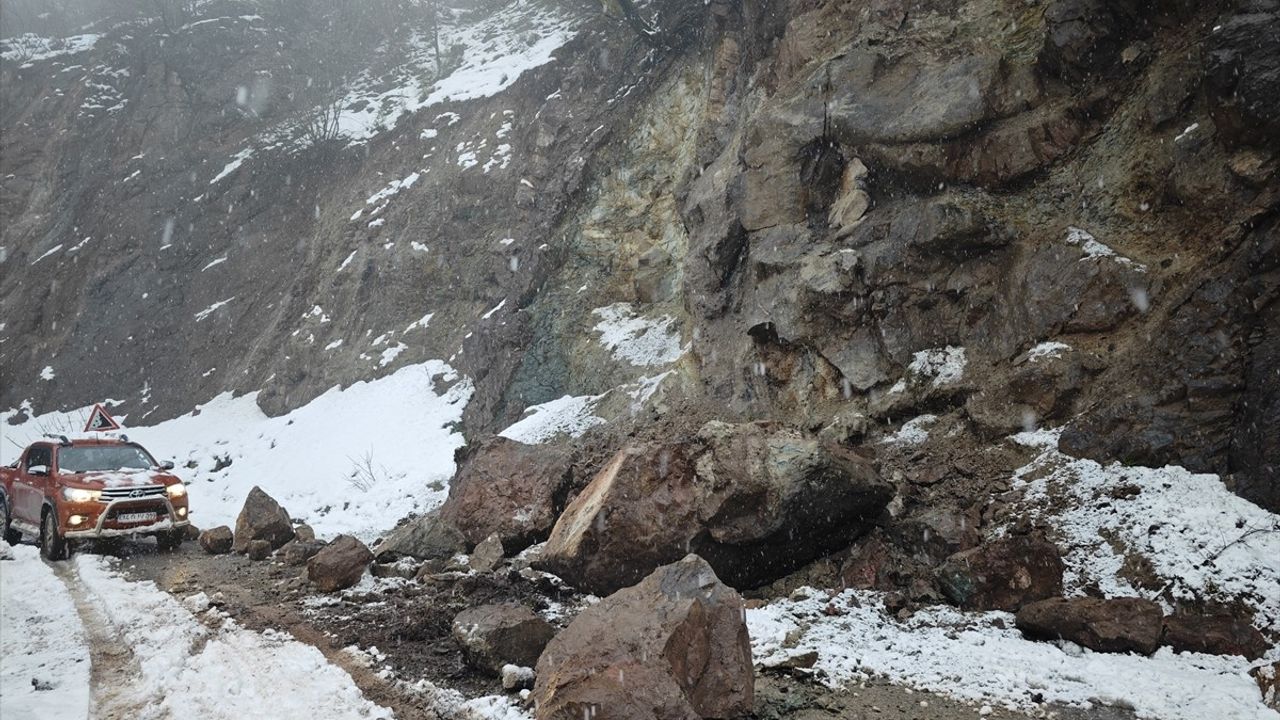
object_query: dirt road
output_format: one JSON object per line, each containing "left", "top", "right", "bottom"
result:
{"left": 89, "top": 539, "right": 1133, "bottom": 720}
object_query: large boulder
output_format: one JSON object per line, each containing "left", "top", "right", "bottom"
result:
{"left": 246, "top": 539, "right": 272, "bottom": 561}
{"left": 936, "top": 536, "right": 1065, "bottom": 611}
{"left": 280, "top": 539, "right": 326, "bottom": 567}
{"left": 306, "top": 535, "right": 373, "bottom": 593}
{"left": 374, "top": 508, "right": 466, "bottom": 561}
{"left": 469, "top": 533, "right": 505, "bottom": 573}
{"left": 533, "top": 555, "right": 753, "bottom": 720}
{"left": 536, "top": 422, "right": 892, "bottom": 595}
{"left": 199, "top": 525, "right": 233, "bottom": 555}
{"left": 1162, "top": 613, "right": 1269, "bottom": 660}
{"left": 232, "top": 486, "right": 295, "bottom": 553}
{"left": 1016, "top": 597, "right": 1163, "bottom": 655}
{"left": 452, "top": 604, "right": 555, "bottom": 674}
{"left": 438, "top": 437, "right": 574, "bottom": 551}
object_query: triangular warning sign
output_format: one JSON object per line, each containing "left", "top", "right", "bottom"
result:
{"left": 84, "top": 404, "right": 122, "bottom": 432}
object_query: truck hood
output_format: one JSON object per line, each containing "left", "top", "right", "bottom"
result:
{"left": 74, "top": 470, "right": 178, "bottom": 488}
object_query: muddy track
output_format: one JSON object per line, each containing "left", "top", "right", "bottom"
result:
{"left": 51, "top": 561, "right": 155, "bottom": 720}
{"left": 243, "top": 602, "right": 434, "bottom": 719}
{"left": 71, "top": 544, "right": 446, "bottom": 719}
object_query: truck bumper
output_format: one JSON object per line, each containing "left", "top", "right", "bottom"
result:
{"left": 63, "top": 496, "right": 190, "bottom": 539}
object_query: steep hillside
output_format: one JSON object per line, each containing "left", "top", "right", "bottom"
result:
{"left": 3, "top": 0, "right": 1280, "bottom": 717}
{"left": 4, "top": 1, "right": 1274, "bottom": 510}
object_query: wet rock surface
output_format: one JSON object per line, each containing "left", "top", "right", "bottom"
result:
{"left": 3, "top": 0, "right": 1278, "bottom": 715}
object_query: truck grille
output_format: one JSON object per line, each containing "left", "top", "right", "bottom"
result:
{"left": 101, "top": 485, "right": 166, "bottom": 500}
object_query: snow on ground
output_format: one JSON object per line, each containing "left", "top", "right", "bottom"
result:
{"left": 880, "top": 413, "right": 937, "bottom": 445}
{"left": 209, "top": 148, "right": 254, "bottom": 184}
{"left": 1, "top": 33, "right": 100, "bottom": 65}
{"left": 362, "top": 171, "right": 421, "bottom": 218}
{"left": 499, "top": 393, "right": 605, "bottom": 444}
{"left": 331, "top": 3, "right": 579, "bottom": 145}
{"left": 907, "top": 346, "right": 967, "bottom": 387}
{"left": 2, "top": 361, "right": 472, "bottom": 543}
{"left": 0, "top": 546, "right": 90, "bottom": 720}
{"left": 748, "top": 587, "right": 1276, "bottom": 720}
{"left": 68, "top": 552, "right": 393, "bottom": 719}
{"left": 749, "top": 429, "right": 1280, "bottom": 718}
{"left": 193, "top": 296, "right": 235, "bottom": 321}
{"left": 1009, "top": 428, "right": 1280, "bottom": 631}
{"left": 592, "top": 303, "right": 684, "bottom": 367}
{"left": 1026, "top": 341, "right": 1071, "bottom": 361}
{"left": 31, "top": 243, "right": 64, "bottom": 265}
{"left": 1064, "top": 226, "right": 1146, "bottom": 269}
{"left": 496, "top": 371, "right": 676, "bottom": 445}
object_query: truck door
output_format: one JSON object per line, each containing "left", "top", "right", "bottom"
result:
{"left": 14, "top": 444, "right": 53, "bottom": 523}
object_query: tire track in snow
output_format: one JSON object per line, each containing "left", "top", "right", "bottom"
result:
{"left": 51, "top": 560, "right": 156, "bottom": 720}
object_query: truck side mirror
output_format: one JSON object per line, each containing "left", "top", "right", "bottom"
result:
{"left": 159, "top": 460, "right": 175, "bottom": 471}
{"left": 28, "top": 464, "right": 50, "bottom": 477}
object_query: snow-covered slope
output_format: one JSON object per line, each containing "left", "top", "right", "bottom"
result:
{"left": 2, "top": 361, "right": 472, "bottom": 542}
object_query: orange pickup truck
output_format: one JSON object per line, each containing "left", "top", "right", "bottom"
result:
{"left": 1, "top": 434, "right": 190, "bottom": 559}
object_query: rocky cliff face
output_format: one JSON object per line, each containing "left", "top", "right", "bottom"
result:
{"left": 2, "top": 0, "right": 1276, "bottom": 524}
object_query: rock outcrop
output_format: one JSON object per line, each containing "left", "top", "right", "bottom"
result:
{"left": 533, "top": 555, "right": 753, "bottom": 720}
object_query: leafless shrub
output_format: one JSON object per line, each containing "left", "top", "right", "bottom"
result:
{"left": 346, "top": 450, "right": 386, "bottom": 493}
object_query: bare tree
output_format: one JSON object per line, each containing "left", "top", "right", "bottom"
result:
{"left": 297, "top": 93, "right": 344, "bottom": 146}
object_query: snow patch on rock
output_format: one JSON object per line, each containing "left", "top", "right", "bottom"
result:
{"left": 498, "top": 394, "right": 605, "bottom": 445}
{"left": 592, "top": 303, "right": 683, "bottom": 367}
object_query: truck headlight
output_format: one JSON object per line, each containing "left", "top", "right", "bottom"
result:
{"left": 62, "top": 488, "right": 101, "bottom": 503}
{"left": 166, "top": 483, "right": 187, "bottom": 498}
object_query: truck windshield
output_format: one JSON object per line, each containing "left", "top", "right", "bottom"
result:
{"left": 58, "top": 446, "right": 155, "bottom": 473}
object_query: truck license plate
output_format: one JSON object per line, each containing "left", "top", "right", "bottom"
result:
{"left": 118, "top": 512, "right": 157, "bottom": 524}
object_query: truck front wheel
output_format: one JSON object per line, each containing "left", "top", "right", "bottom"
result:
{"left": 40, "top": 510, "right": 69, "bottom": 561}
